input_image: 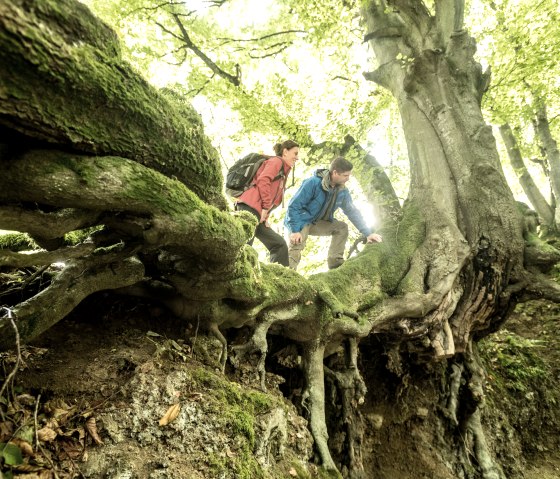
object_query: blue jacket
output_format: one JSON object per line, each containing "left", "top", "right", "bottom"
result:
{"left": 284, "top": 169, "right": 373, "bottom": 236}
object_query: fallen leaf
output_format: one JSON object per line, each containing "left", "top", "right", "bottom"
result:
{"left": 289, "top": 467, "right": 298, "bottom": 476}
{"left": 59, "top": 439, "right": 83, "bottom": 460}
{"left": 10, "top": 463, "right": 44, "bottom": 473}
{"left": 37, "top": 427, "right": 57, "bottom": 442}
{"left": 0, "top": 421, "right": 14, "bottom": 441}
{"left": 85, "top": 417, "right": 103, "bottom": 445}
{"left": 11, "top": 437, "right": 33, "bottom": 457}
{"left": 159, "top": 403, "right": 181, "bottom": 426}
{"left": 15, "top": 393, "right": 36, "bottom": 406}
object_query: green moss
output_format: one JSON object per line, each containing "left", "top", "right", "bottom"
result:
{"left": 379, "top": 203, "right": 426, "bottom": 294}
{"left": 0, "top": 233, "right": 39, "bottom": 252}
{"left": 316, "top": 467, "right": 343, "bottom": 479}
{"left": 64, "top": 226, "right": 101, "bottom": 246}
{"left": 192, "top": 366, "right": 272, "bottom": 410}
{"left": 208, "top": 447, "right": 264, "bottom": 479}
{"left": 189, "top": 366, "right": 284, "bottom": 478}
{"left": 1, "top": 1, "right": 226, "bottom": 207}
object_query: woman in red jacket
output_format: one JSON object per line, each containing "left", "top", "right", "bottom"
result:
{"left": 236, "top": 140, "right": 299, "bottom": 266}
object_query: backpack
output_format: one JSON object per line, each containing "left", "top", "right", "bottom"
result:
{"left": 225, "top": 153, "right": 283, "bottom": 197}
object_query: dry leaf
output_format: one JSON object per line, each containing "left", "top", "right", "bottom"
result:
{"left": 10, "top": 463, "right": 44, "bottom": 473}
{"left": 289, "top": 467, "right": 298, "bottom": 476}
{"left": 159, "top": 403, "right": 181, "bottom": 426}
{"left": 85, "top": 417, "right": 103, "bottom": 445}
{"left": 15, "top": 393, "right": 37, "bottom": 406}
{"left": 59, "top": 440, "right": 83, "bottom": 460}
{"left": 37, "top": 426, "right": 58, "bottom": 442}
{"left": 0, "top": 421, "right": 14, "bottom": 441}
{"left": 11, "top": 437, "right": 34, "bottom": 457}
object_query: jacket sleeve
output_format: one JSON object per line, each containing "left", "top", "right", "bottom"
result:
{"left": 255, "top": 157, "right": 283, "bottom": 210}
{"left": 285, "top": 177, "right": 314, "bottom": 233}
{"left": 341, "top": 192, "right": 373, "bottom": 236}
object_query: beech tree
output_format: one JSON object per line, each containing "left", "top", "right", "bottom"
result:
{"left": 476, "top": 0, "right": 560, "bottom": 233}
{"left": 1, "top": 1, "right": 559, "bottom": 478}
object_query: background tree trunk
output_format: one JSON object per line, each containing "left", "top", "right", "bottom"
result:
{"left": 499, "top": 123, "right": 554, "bottom": 228}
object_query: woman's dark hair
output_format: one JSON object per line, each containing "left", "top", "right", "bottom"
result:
{"left": 273, "top": 140, "right": 299, "bottom": 156}
{"left": 330, "top": 157, "right": 353, "bottom": 173}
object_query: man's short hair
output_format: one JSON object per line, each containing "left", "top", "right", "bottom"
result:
{"left": 330, "top": 157, "right": 353, "bottom": 173}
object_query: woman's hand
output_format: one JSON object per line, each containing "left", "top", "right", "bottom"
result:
{"left": 260, "top": 209, "right": 269, "bottom": 225}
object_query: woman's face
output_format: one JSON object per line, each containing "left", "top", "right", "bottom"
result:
{"left": 282, "top": 146, "right": 299, "bottom": 167}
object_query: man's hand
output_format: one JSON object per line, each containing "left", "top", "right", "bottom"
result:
{"left": 290, "top": 232, "right": 303, "bottom": 244}
{"left": 366, "top": 233, "right": 383, "bottom": 243}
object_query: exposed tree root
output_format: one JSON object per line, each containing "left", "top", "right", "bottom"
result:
{"left": 208, "top": 322, "right": 227, "bottom": 373}
{"left": 301, "top": 339, "right": 338, "bottom": 473}
{"left": 523, "top": 271, "right": 560, "bottom": 302}
{"left": 462, "top": 344, "right": 506, "bottom": 479}
{"left": 0, "top": 252, "right": 145, "bottom": 349}
{"left": 0, "top": 206, "right": 100, "bottom": 244}
{"left": 231, "top": 310, "right": 290, "bottom": 390}
{"left": 324, "top": 338, "right": 367, "bottom": 479}
{"left": 444, "top": 361, "right": 463, "bottom": 426}
{"left": 0, "top": 243, "right": 96, "bottom": 267}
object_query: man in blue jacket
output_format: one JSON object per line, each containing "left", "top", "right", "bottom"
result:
{"left": 284, "top": 157, "right": 382, "bottom": 270}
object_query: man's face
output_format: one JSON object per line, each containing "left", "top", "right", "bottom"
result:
{"left": 331, "top": 169, "right": 351, "bottom": 186}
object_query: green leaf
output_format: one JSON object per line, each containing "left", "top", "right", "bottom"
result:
{"left": 0, "top": 442, "right": 23, "bottom": 466}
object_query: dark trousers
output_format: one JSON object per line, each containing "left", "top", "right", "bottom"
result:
{"left": 236, "top": 203, "right": 289, "bottom": 267}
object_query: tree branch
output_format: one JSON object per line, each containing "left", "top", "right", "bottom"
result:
{"left": 171, "top": 13, "right": 241, "bottom": 86}
{"left": 436, "top": 0, "right": 466, "bottom": 47}
{"left": 217, "top": 29, "right": 306, "bottom": 45}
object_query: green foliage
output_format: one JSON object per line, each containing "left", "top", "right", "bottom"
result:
{"left": 82, "top": 0, "right": 388, "bottom": 151}
{"left": 0, "top": 443, "right": 23, "bottom": 466}
{"left": 0, "top": 233, "right": 39, "bottom": 252}
{"left": 480, "top": 332, "right": 548, "bottom": 393}
{"left": 474, "top": 0, "right": 559, "bottom": 145}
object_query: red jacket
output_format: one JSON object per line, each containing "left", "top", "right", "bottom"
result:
{"left": 237, "top": 156, "right": 291, "bottom": 216}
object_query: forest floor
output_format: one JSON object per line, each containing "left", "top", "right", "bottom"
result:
{"left": 482, "top": 299, "right": 560, "bottom": 479}
{"left": 1, "top": 294, "right": 559, "bottom": 478}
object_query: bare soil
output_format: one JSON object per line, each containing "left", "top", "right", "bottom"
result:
{"left": 1, "top": 295, "right": 560, "bottom": 479}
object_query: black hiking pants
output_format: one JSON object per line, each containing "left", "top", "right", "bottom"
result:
{"left": 236, "top": 203, "right": 289, "bottom": 267}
